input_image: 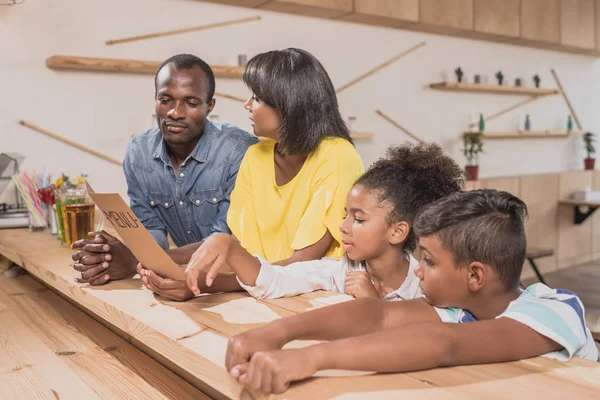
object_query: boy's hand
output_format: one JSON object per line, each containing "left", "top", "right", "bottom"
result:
{"left": 225, "top": 327, "right": 286, "bottom": 372}
{"left": 137, "top": 263, "right": 195, "bottom": 301}
{"left": 345, "top": 271, "right": 380, "bottom": 299}
{"left": 230, "top": 348, "right": 317, "bottom": 394}
{"left": 185, "top": 233, "right": 231, "bottom": 295}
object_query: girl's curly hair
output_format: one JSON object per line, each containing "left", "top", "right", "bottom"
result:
{"left": 356, "top": 142, "right": 465, "bottom": 251}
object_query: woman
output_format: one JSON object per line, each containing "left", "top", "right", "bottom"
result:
{"left": 140, "top": 48, "right": 364, "bottom": 298}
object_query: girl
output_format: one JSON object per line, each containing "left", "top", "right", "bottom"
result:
{"left": 185, "top": 142, "right": 465, "bottom": 301}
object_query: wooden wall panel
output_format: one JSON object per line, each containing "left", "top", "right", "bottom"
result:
{"left": 259, "top": 0, "right": 353, "bottom": 19}
{"left": 479, "top": 177, "right": 520, "bottom": 196}
{"left": 590, "top": 171, "right": 600, "bottom": 258}
{"left": 520, "top": 0, "right": 561, "bottom": 44}
{"left": 557, "top": 171, "right": 593, "bottom": 268}
{"left": 339, "top": 0, "right": 419, "bottom": 28}
{"left": 419, "top": 0, "right": 474, "bottom": 31}
{"left": 519, "top": 174, "right": 559, "bottom": 278}
{"left": 474, "top": 0, "right": 520, "bottom": 38}
{"left": 560, "top": 0, "right": 595, "bottom": 49}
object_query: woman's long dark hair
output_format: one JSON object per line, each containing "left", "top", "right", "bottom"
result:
{"left": 243, "top": 48, "right": 352, "bottom": 155}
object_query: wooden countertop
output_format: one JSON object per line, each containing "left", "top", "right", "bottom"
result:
{"left": 1, "top": 229, "right": 599, "bottom": 399}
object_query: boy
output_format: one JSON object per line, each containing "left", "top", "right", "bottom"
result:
{"left": 223, "top": 189, "right": 599, "bottom": 394}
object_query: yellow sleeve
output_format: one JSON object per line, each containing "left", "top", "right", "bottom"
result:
{"left": 226, "top": 153, "right": 258, "bottom": 247}
{"left": 291, "top": 148, "right": 364, "bottom": 259}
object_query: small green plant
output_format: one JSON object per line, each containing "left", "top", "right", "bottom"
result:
{"left": 584, "top": 132, "right": 596, "bottom": 159}
{"left": 463, "top": 132, "right": 484, "bottom": 166}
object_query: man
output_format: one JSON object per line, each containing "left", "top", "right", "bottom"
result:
{"left": 71, "top": 54, "right": 258, "bottom": 285}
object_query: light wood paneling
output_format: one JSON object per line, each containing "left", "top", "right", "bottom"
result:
{"left": 474, "top": 0, "right": 520, "bottom": 37}
{"left": 519, "top": 174, "right": 559, "bottom": 278}
{"left": 557, "top": 171, "right": 593, "bottom": 267}
{"left": 339, "top": 0, "right": 419, "bottom": 27}
{"left": 479, "top": 177, "right": 520, "bottom": 196}
{"left": 520, "top": 0, "right": 561, "bottom": 44}
{"left": 259, "top": 0, "right": 353, "bottom": 19}
{"left": 561, "top": 0, "right": 596, "bottom": 49}
{"left": 590, "top": 171, "right": 600, "bottom": 258}
{"left": 560, "top": 0, "right": 596, "bottom": 49}
{"left": 199, "top": 0, "right": 269, "bottom": 6}
{"left": 596, "top": 0, "right": 600, "bottom": 51}
{"left": 419, "top": 0, "right": 474, "bottom": 31}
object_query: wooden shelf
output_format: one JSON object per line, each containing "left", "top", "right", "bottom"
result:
{"left": 430, "top": 82, "right": 560, "bottom": 96}
{"left": 46, "top": 55, "right": 244, "bottom": 79}
{"left": 479, "top": 130, "right": 584, "bottom": 139}
{"left": 350, "top": 131, "right": 373, "bottom": 140}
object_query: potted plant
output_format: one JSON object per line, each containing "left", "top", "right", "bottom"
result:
{"left": 583, "top": 131, "right": 596, "bottom": 170}
{"left": 463, "top": 131, "right": 484, "bottom": 180}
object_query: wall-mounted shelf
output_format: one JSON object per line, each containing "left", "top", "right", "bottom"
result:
{"left": 46, "top": 55, "right": 244, "bottom": 79}
{"left": 430, "top": 82, "right": 559, "bottom": 96}
{"left": 350, "top": 132, "right": 373, "bottom": 140}
{"left": 477, "top": 130, "right": 584, "bottom": 139}
{"left": 559, "top": 199, "right": 600, "bottom": 224}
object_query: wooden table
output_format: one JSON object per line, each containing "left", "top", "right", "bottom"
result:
{"left": 1, "top": 229, "right": 600, "bottom": 400}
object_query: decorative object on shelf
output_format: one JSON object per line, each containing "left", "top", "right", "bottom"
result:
{"left": 455, "top": 67, "right": 464, "bottom": 83}
{"left": 551, "top": 69, "right": 583, "bottom": 132}
{"left": 474, "top": 74, "right": 481, "bottom": 84}
{"left": 430, "top": 82, "right": 558, "bottom": 96}
{"left": 105, "top": 16, "right": 262, "bottom": 45}
{"left": 336, "top": 42, "right": 426, "bottom": 94}
{"left": 463, "top": 131, "right": 483, "bottom": 181}
{"left": 524, "top": 114, "right": 531, "bottom": 131}
{"left": 478, "top": 113, "right": 485, "bottom": 133}
{"left": 375, "top": 109, "right": 427, "bottom": 144}
{"left": 567, "top": 115, "right": 574, "bottom": 132}
{"left": 583, "top": 131, "right": 596, "bottom": 170}
{"left": 533, "top": 74, "right": 541, "bottom": 88}
{"left": 238, "top": 54, "right": 248, "bottom": 67}
{"left": 495, "top": 71, "right": 504, "bottom": 86}
{"left": 515, "top": 78, "right": 522, "bottom": 87}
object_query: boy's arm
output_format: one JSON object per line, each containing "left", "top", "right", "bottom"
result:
{"left": 225, "top": 297, "right": 439, "bottom": 370}
{"left": 233, "top": 318, "right": 562, "bottom": 394}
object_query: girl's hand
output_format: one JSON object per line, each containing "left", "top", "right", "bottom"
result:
{"left": 345, "top": 271, "right": 380, "bottom": 299}
{"left": 184, "top": 233, "right": 231, "bottom": 295}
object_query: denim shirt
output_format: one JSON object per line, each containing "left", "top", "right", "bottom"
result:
{"left": 123, "top": 121, "right": 258, "bottom": 249}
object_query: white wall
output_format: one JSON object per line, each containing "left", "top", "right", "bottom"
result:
{"left": 3, "top": 0, "right": 600, "bottom": 201}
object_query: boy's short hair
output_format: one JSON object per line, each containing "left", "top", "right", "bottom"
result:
{"left": 413, "top": 189, "right": 528, "bottom": 289}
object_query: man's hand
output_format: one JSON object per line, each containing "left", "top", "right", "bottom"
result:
{"left": 231, "top": 348, "right": 318, "bottom": 394}
{"left": 345, "top": 271, "right": 380, "bottom": 299}
{"left": 137, "top": 263, "right": 195, "bottom": 301}
{"left": 71, "top": 231, "right": 137, "bottom": 285}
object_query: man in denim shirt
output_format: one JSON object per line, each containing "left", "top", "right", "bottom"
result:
{"left": 71, "top": 54, "right": 258, "bottom": 285}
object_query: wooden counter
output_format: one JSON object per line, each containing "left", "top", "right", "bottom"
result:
{"left": 1, "top": 229, "right": 599, "bottom": 399}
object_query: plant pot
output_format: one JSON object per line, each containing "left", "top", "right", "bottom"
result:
{"left": 584, "top": 158, "right": 595, "bottom": 170}
{"left": 465, "top": 165, "right": 479, "bottom": 181}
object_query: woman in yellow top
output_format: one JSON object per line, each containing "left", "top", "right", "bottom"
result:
{"left": 183, "top": 48, "right": 364, "bottom": 293}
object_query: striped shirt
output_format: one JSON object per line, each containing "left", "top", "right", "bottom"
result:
{"left": 435, "top": 283, "right": 599, "bottom": 362}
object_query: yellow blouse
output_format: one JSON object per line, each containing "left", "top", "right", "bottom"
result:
{"left": 227, "top": 137, "right": 364, "bottom": 262}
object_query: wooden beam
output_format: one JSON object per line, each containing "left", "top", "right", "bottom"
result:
{"left": 18, "top": 120, "right": 123, "bottom": 167}
{"left": 350, "top": 131, "right": 374, "bottom": 140}
{"left": 46, "top": 55, "right": 244, "bottom": 79}
{"left": 375, "top": 109, "right": 426, "bottom": 144}
{"left": 551, "top": 69, "right": 584, "bottom": 131}
{"left": 336, "top": 42, "right": 426, "bottom": 94}
{"left": 106, "top": 16, "right": 261, "bottom": 45}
